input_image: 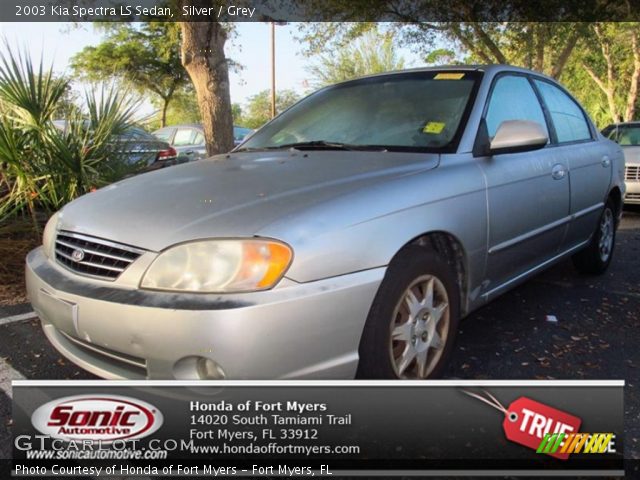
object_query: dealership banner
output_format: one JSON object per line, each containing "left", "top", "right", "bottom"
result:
{"left": 10, "top": 380, "right": 624, "bottom": 477}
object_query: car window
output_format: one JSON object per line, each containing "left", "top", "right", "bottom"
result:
{"left": 603, "top": 125, "right": 640, "bottom": 145}
{"left": 173, "top": 128, "right": 196, "bottom": 146}
{"left": 241, "top": 71, "right": 480, "bottom": 152}
{"left": 534, "top": 80, "right": 591, "bottom": 143}
{"left": 192, "top": 131, "right": 205, "bottom": 145}
{"left": 485, "top": 75, "right": 548, "bottom": 139}
{"left": 154, "top": 128, "right": 174, "bottom": 142}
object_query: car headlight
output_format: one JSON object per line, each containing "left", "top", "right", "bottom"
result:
{"left": 140, "top": 239, "right": 293, "bottom": 293}
{"left": 42, "top": 212, "right": 60, "bottom": 259}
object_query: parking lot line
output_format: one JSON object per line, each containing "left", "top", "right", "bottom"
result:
{"left": 0, "top": 311, "right": 36, "bottom": 326}
{"left": 0, "top": 361, "right": 25, "bottom": 397}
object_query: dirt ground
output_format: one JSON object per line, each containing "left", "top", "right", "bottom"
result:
{"left": 0, "top": 219, "right": 42, "bottom": 306}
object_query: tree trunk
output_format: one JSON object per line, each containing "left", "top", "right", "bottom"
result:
{"left": 550, "top": 28, "right": 580, "bottom": 79}
{"left": 533, "top": 24, "right": 545, "bottom": 72}
{"left": 524, "top": 23, "right": 534, "bottom": 70}
{"left": 449, "top": 24, "right": 493, "bottom": 64}
{"left": 161, "top": 98, "right": 169, "bottom": 128}
{"left": 583, "top": 63, "right": 621, "bottom": 123}
{"left": 583, "top": 25, "right": 622, "bottom": 124}
{"left": 179, "top": 19, "right": 234, "bottom": 155}
{"left": 470, "top": 23, "right": 507, "bottom": 64}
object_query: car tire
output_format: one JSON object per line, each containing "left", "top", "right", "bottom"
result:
{"left": 572, "top": 199, "right": 617, "bottom": 275}
{"left": 357, "top": 246, "right": 460, "bottom": 379}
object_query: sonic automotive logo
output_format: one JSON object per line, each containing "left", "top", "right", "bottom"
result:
{"left": 31, "top": 395, "right": 163, "bottom": 442}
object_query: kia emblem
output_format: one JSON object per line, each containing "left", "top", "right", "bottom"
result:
{"left": 71, "top": 249, "right": 85, "bottom": 262}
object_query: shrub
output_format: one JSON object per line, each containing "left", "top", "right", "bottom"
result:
{"left": 0, "top": 45, "right": 141, "bottom": 231}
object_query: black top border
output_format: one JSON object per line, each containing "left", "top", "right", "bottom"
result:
{"left": 5, "top": 0, "right": 640, "bottom": 23}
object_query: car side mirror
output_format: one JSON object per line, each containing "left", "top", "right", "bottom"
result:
{"left": 489, "top": 120, "right": 548, "bottom": 155}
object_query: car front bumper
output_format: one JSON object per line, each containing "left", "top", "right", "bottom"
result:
{"left": 26, "top": 247, "right": 384, "bottom": 380}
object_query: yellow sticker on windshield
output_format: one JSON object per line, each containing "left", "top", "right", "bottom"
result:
{"left": 423, "top": 122, "right": 446, "bottom": 134}
{"left": 434, "top": 73, "right": 465, "bottom": 80}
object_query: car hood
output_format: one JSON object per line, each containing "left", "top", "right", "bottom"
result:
{"left": 58, "top": 150, "right": 439, "bottom": 251}
{"left": 622, "top": 146, "right": 640, "bottom": 165}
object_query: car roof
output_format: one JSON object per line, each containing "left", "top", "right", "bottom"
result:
{"left": 329, "top": 64, "right": 558, "bottom": 85}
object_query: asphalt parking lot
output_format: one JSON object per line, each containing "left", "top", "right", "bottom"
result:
{"left": 0, "top": 207, "right": 638, "bottom": 461}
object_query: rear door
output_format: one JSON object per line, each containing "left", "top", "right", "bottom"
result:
{"left": 532, "top": 79, "right": 611, "bottom": 248}
{"left": 478, "top": 74, "right": 571, "bottom": 296}
{"left": 173, "top": 127, "right": 207, "bottom": 160}
{"left": 189, "top": 130, "right": 208, "bottom": 159}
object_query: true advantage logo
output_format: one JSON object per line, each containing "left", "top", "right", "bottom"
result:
{"left": 536, "top": 432, "right": 616, "bottom": 455}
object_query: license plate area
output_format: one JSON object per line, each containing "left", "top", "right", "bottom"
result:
{"left": 38, "top": 289, "right": 78, "bottom": 336}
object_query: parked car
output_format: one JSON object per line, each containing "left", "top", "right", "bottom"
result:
{"left": 601, "top": 122, "right": 640, "bottom": 204}
{"left": 28, "top": 66, "right": 624, "bottom": 380}
{"left": 153, "top": 124, "right": 253, "bottom": 160}
{"left": 53, "top": 121, "right": 179, "bottom": 173}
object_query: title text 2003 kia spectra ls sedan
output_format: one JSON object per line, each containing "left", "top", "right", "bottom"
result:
{"left": 26, "top": 65, "right": 625, "bottom": 380}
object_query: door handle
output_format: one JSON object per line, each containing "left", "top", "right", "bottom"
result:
{"left": 551, "top": 164, "right": 567, "bottom": 180}
{"left": 601, "top": 156, "right": 611, "bottom": 167}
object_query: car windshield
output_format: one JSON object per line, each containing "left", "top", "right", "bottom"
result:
{"left": 239, "top": 71, "right": 480, "bottom": 153}
{"left": 604, "top": 125, "right": 640, "bottom": 146}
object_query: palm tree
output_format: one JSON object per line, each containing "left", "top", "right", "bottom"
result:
{"left": 0, "top": 45, "right": 140, "bottom": 233}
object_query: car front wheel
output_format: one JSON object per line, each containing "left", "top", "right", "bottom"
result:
{"left": 357, "top": 247, "right": 460, "bottom": 379}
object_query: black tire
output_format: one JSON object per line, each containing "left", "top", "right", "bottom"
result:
{"left": 357, "top": 246, "right": 461, "bottom": 379}
{"left": 572, "top": 199, "right": 617, "bottom": 275}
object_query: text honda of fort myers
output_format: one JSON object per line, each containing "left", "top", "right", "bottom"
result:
{"left": 26, "top": 66, "right": 625, "bottom": 380}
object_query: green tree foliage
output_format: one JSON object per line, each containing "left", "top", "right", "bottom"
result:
{"left": 576, "top": 23, "right": 640, "bottom": 124}
{"left": 150, "top": 86, "right": 201, "bottom": 128}
{"left": 0, "top": 47, "right": 140, "bottom": 228}
{"left": 424, "top": 48, "right": 458, "bottom": 65}
{"left": 239, "top": 89, "right": 301, "bottom": 129}
{"left": 231, "top": 103, "right": 243, "bottom": 124}
{"left": 71, "top": 23, "right": 188, "bottom": 127}
{"left": 52, "top": 76, "right": 81, "bottom": 120}
{"left": 306, "top": 29, "right": 405, "bottom": 87}
{"left": 300, "top": 21, "right": 582, "bottom": 80}
{"left": 297, "top": 7, "right": 640, "bottom": 125}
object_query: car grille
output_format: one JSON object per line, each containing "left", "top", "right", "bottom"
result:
{"left": 626, "top": 165, "right": 640, "bottom": 181}
{"left": 55, "top": 231, "right": 144, "bottom": 281}
{"left": 627, "top": 193, "right": 640, "bottom": 200}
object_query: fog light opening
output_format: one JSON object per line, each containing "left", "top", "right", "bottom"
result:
{"left": 173, "top": 356, "right": 226, "bottom": 380}
{"left": 196, "top": 357, "right": 226, "bottom": 380}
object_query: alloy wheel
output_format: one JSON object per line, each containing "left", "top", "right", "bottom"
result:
{"left": 599, "top": 208, "right": 614, "bottom": 262}
{"left": 388, "top": 275, "right": 450, "bottom": 379}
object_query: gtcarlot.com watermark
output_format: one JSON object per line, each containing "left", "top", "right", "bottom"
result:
{"left": 15, "top": 435, "right": 170, "bottom": 459}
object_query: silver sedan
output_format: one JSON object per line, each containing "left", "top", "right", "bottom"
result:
{"left": 602, "top": 122, "right": 640, "bottom": 204}
{"left": 26, "top": 65, "right": 625, "bottom": 380}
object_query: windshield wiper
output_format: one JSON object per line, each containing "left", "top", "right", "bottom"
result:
{"left": 277, "top": 140, "right": 354, "bottom": 150}
{"left": 236, "top": 141, "right": 388, "bottom": 152}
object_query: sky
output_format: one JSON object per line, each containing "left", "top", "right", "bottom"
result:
{"left": 0, "top": 22, "right": 424, "bottom": 115}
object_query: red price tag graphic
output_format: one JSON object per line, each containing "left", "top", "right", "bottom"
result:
{"left": 503, "top": 396, "right": 581, "bottom": 460}
{"left": 464, "top": 390, "right": 582, "bottom": 460}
